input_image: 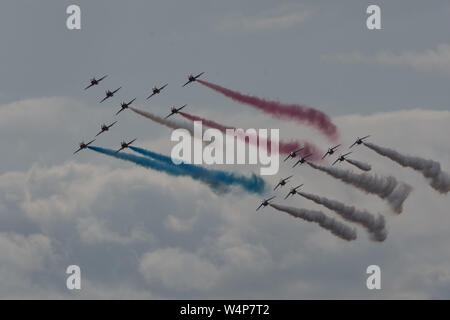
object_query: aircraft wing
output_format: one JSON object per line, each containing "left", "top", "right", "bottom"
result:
{"left": 283, "top": 154, "right": 291, "bottom": 162}
{"left": 116, "top": 108, "right": 125, "bottom": 115}
{"left": 108, "top": 121, "right": 117, "bottom": 129}
{"left": 256, "top": 204, "right": 263, "bottom": 211}
{"left": 342, "top": 152, "right": 352, "bottom": 157}
{"left": 292, "top": 159, "right": 301, "bottom": 168}
{"left": 95, "top": 130, "right": 104, "bottom": 137}
{"left": 86, "top": 140, "right": 95, "bottom": 146}
{"left": 294, "top": 184, "right": 303, "bottom": 190}
{"left": 182, "top": 80, "right": 191, "bottom": 87}
{"left": 304, "top": 153, "right": 313, "bottom": 159}
{"left": 115, "top": 147, "right": 125, "bottom": 153}
{"left": 349, "top": 141, "right": 357, "bottom": 149}
{"left": 361, "top": 135, "right": 370, "bottom": 140}
{"left": 284, "top": 193, "right": 291, "bottom": 200}
{"left": 160, "top": 84, "right": 168, "bottom": 91}
{"left": 127, "top": 138, "right": 137, "bottom": 145}
{"left": 285, "top": 175, "right": 293, "bottom": 180}
{"left": 146, "top": 92, "right": 155, "bottom": 99}
{"left": 273, "top": 183, "right": 280, "bottom": 191}
{"left": 294, "top": 147, "right": 304, "bottom": 153}
{"left": 266, "top": 196, "right": 276, "bottom": 202}
{"left": 84, "top": 83, "right": 94, "bottom": 90}
{"left": 100, "top": 96, "right": 109, "bottom": 103}
{"left": 98, "top": 75, "right": 108, "bottom": 82}
{"left": 332, "top": 144, "right": 341, "bottom": 150}
{"left": 322, "top": 152, "right": 328, "bottom": 159}
{"left": 128, "top": 98, "right": 136, "bottom": 105}
{"left": 194, "top": 72, "right": 204, "bottom": 79}
{"left": 164, "top": 112, "right": 174, "bottom": 119}
{"left": 73, "top": 147, "right": 83, "bottom": 155}
{"left": 332, "top": 158, "right": 340, "bottom": 166}
{"left": 112, "top": 87, "right": 122, "bottom": 94}
{"left": 177, "top": 105, "right": 187, "bottom": 112}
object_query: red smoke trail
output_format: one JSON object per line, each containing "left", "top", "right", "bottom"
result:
{"left": 197, "top": 79, "right": 339, "bottom": 141}
{"left": 179, "top": 111, "right": 323, "bottom": 161}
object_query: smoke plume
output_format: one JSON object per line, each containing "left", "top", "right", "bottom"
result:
{"left": 364, "top": 142, "right": 450, "bottom": 194}
{"left": 129, "top": 146, "right": 268, "bottom": 194}
{"left": 130, "top": 107, "right": 195, "bottom": 136}
{"left": 308, "top": 162, "right": 412, "bottom": 213}
{"left": 179, "top": 111, "right": 322, "bottom": 160}
{"left": 297, "top": 191, "right": 387, "bottom": 241}
{"left": 197, "top": 79, "right": 339, "bottom": 141}
{"left": 270, "top": 203, "right": 357, "bottom": 241}
{"left": 345, "top": 158, "right": 372, "bottom": 171}
{"left": 89, "top": 146, "right": 267, "bottom": 195}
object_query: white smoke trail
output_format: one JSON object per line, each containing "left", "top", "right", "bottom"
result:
{"left": 308, "top": 162, "right": 412, "bottom": 214}
{"left": 130, "top": 107, "right": 195, "bottom": 135}
{"left": 297, "top": 191, "right": 387, "bottom": 242}
{"left": 270, "top": 203, "right": 357, "bottom": 241}
{"left": 346, "top": 158, "right": 371, "bottom": 171}
{"left": 364, "top": 142, "right": 450, "bottom": 194}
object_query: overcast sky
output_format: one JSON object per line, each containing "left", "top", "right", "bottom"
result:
{"left": 0, "top": 0, "right": 449, "bottom": 299}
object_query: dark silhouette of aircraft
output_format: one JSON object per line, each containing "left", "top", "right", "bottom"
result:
{"left": 116, "top": 98, "right": 136, "bottom": 115}
{"left": 74, "top": 139, "right": 95, "bottom": 154}
{"left": 115, "top": 139, "right": 137, "bottom": 153}
{"left": 100, "top": 87, "right": 122, "bottom": 103}
{"left": 183, "top": 72, "right": 204, "bottom": 87}
{"left": 322, "top": 144, "right": 341, "bottom": 159}
{"left": 284, "top": 148, "right": 305, "bottom": 161}
{"left": 164, "top": 104, "right": 187, "bottom": 119}
{"left": 147, "top": 84, "right": 168, "bottom": 99}
{"left": 84, "top": 75, "right": 107, "bottom": 90}
{"left": 292, "top": 153, "right": 313, "bottom": 168}
{"left": 95, "top": 121, "right": 117, "bottom": 137}
{"left": 332, "top": 152, "right": 352, "bottom": 166}
{"left": 350, "top": 135, "right": 370, "bottom": 148}
{"left": 284, "top": 185, "right": 303, "bottom": 199}
{"left": 274, "top": 175, "right": 293, "bottom": 190}
{"left": 256, "top": 196, "right": 276, "bottom": 211}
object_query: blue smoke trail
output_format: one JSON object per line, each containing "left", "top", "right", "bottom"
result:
{"left": 129, "top": 146, "right": 268, "bottom": 195}
{"left": 89, "top": 146, "right": 267, "bottom": 195}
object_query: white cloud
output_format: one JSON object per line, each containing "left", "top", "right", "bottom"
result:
{"left": 323, "top": 44, "right": 450, "bottom": 75}
{"left": 139, "top": 248, "right": 220, "bottom": 292}
{"left": 0, "top": 232, "right": 53, "bottom": 272}
{"left": 77, "top": 216, "right": 154, "bottom": 245}
{"left": 218, "top": 4, "right": 312, "bottom": 33}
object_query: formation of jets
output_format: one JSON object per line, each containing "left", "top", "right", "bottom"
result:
{"left": 79, "top": 73, "right": 375, "bottom": 217}
{"left": 75, "top": 73, "right": 204, "bottom": 156}
{"left": 260, "top": 135, "right": 370, "bottom": 210}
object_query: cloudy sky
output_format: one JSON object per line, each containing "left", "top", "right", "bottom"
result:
{"left": 0, "top": 0, "right": 449, "bottom": 299}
